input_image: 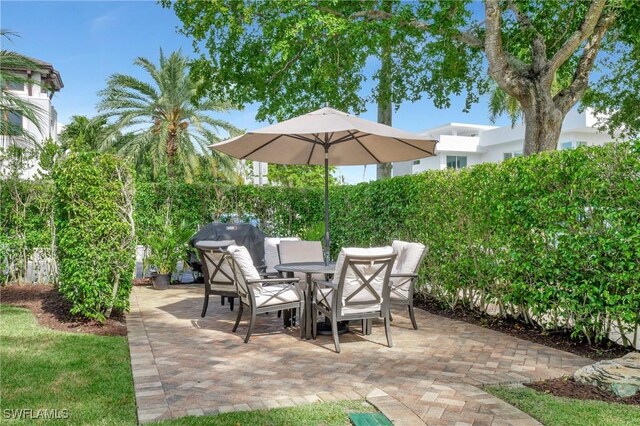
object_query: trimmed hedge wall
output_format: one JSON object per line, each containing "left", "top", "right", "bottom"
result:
{"left": 2, "top": 141, "right": 638, "bottom": 344}
{"left": 53, "top": 152, "right": 136, "bottom": 321}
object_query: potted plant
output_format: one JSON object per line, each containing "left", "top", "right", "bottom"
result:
{"left": 145, "top": 221, "right": 193, "bottom": 290}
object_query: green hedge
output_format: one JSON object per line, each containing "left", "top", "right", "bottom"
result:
{"left": 53, "top": 152, "right": 136, "bottom": 321}
{"left": 0, "top": 178, "right": 54, "bottom": 284}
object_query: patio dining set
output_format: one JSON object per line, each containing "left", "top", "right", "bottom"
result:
{"left": 194, "top": 236, "right": 426, "bottom": 353}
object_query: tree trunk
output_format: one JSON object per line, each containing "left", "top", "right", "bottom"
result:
{"left": 376, "top": 98, "right": 393, "bottom": 179}
{"left": 520, "top": 98, "right": 564, "bottom": 156}
{"left": 376, "top": 2, "right": 393, "bottom": 180}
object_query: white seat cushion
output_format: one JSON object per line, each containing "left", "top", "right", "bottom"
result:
{"left": 228, "top": 245, "right": 261, "bottom": 280}
{"left": 264, "top": 237, "right": 300, "bottom": 273}
{"left": 390, "top": 241, "right": 425, "bottom": 301}
{"left": 316, "top": 286, "right": 380, "bottom": 314}
{"left": 391, "top": 241, "right": 425, "bottom": 274}
{"left": 254, "top": 284, "right": 301, "bottom": 307}
{"left": 332, "top": 246, "right": 394, "bottom": 311}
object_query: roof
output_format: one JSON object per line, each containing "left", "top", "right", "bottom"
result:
{"left": 1, "top": 54, "right": 63, "bottom": 91}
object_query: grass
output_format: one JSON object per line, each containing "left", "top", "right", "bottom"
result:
{"left": 485, "top": 386, "right": 640, "bottom": 426}
{"left": 0, "top": 305, "right": 136, "bottom": 425}
{"left": 155, "top": 400, "right": 377, "bottom": 426}
{"left": 0, "top": 304, "right": 377, "bottom": 425}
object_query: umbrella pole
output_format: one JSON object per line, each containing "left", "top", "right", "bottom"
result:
{"left": 323, "top": 146, "right": 330, "bottom": 266}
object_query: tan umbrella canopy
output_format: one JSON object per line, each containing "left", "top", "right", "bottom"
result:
{"left": 211, "top": 107, "right": 438, "bottom": 263}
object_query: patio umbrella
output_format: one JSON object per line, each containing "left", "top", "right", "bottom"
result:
{"left": 210, "top": 107, "right": 437, "bottom": 264}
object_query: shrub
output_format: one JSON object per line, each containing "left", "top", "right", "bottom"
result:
{"left": 53, "top": 152, "right": 135, "bottom": 321}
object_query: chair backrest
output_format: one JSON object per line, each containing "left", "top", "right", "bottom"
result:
{"left": 264, "top": 237, "right": 300, "bottom": 273}
{"left": 391, "top": 240, "right": 426, "bottom": 274}
{"left": 227, "top": 245, "right": 261, "bottom": 302}
{"left": 390, "top": 240, "right": 426, "bottom": 300}
{"left": 278, "top": 240, "right": 323, "bottom": 264}
{"left": 195, "top": 240, "right": 236, "bottom": 291}
{"left": 332, "top": 247, "right": 396, "bottom": 316}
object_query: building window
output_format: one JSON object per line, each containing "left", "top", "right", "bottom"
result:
{"left": 412, "top": 159, "right": 420, "bottom": 165}
{"left": 503, "top": 151, "right": 523, "bottom": 160}
{"left": 446, "top": 155, "right": 467, "bottom": 169}
{"left": 6, "top": 80, "right": 24, "bottom": 91}
{"left": 561, "top": 141, "right": 587, "bottom": 150}
{"left": 2, "top": 111, "right": 23, "bottom": 135}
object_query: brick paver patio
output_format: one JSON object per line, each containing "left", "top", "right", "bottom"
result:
{"left": 127, "top": 285, "right": 591, "bottom": 424}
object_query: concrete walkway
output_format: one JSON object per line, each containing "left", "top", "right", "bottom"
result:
{"left": 127, "top": 285, "right": 591, "bottom": 425}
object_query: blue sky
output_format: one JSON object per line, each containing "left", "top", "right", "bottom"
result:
{"left": 2, "top": 0, "right": 509, "bottom": 183}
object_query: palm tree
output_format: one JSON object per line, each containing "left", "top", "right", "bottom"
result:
{"left": 0, "top": 30, "right": 45, "bottom": 142}
{"left": 59, "top": 115, "right": 115, "bottom": 152}
{"left": 97, "top": 50, "right": 241, "bottom": 181}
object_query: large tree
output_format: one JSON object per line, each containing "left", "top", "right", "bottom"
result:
{"left": 97, "top": 50, "right": 241, "bottom": 181}
{"left": 165, "top": 0, "right": 637, "bottom": 163}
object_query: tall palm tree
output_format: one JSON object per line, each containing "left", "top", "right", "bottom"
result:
{"left": 97, "top": 50, "right": 241, "bottom": 182}
{"left": 0, "top": 30, "right": 45, "bottom": 143}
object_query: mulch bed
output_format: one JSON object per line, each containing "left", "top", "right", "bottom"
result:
{"left": 414, "top": 293, "right": 632, "bottom": 361}
{"left": 0, "top": 284, "right": 127, "bottom": 336}
{"left": 526, "top": 377, "right": 640, "bottom": 406}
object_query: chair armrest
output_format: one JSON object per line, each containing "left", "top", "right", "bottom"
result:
{"left": 313, "top": 279, "right": 338, "bottom": 289}
{"left": 259, "top": 271, "right": 280, "bottom": 278}
{"left": 390, "top": 273, "right": 418, "bottom": 278}
{"left": 247, "top": 277, "right": 300, "bottom": 285}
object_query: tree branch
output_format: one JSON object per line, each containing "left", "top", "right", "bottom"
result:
{"left": 507, "top": 0, "right": 547, "bottom": 73}
{"left": 554, "top": 12, "right": 615, "bottom": 113}
{"left": 349, "top": 9, "right": 484, "bottom": 49}
{"left": 547, "top": 0, "right": 607, "bottom": 75}
{"left": 484, "top": 0, "right": 528, "bottom": 97}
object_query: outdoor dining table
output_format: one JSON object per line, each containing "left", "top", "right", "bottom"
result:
{"left": 275, "top": 262, "right": 336, "bottom": 340}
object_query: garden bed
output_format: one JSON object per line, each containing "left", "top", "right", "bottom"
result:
{"left": 414, "top": 293, "right": 632, "bottom": 361}
{"left": 525, "top": 377, "right": 640, "bottom": 406}
{"left": 0, "top": 283, "right": 126, "bottom": 336}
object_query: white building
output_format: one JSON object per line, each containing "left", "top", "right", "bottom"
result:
{"left": 393, "top": 109, "right": 617, "bottom": 176}
{"left": 1, "top": 56, "right": 63, "bottom": 178}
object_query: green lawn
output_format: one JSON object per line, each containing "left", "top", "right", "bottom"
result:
{"left": 0, "top": 305, "right": 136, "bottom": 425}
{"left": 0, "top": 304, "right": 376, "bottom": 425}
{"left": 486, "top": 386, "right": 640, "bottom": 426}
{"left": 155, "top": 400, "right": 377, "bottom": 426}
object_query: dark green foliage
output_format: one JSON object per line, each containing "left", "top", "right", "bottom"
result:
{"left": 53, "top": 152, "right": 136, "bottom": 321}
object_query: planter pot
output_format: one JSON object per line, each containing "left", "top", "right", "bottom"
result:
{"left": 151, "top": 273, "right": 171, "bottom": 290}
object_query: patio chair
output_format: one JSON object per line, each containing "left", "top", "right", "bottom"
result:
{"left": 264, "top": 237, "right": 300, "bottom": 276}
{"left": 312, "top": 247, "right": 396, "bottom": 353}
{"left": 277, "top": 240, "right": 325, "bottom": 322}
{"left": 227, "top": 245, "right": 303, "bottom": 343}
{"left": 390, "top": 240, "right": 426, "bottom": 330}
{"left": 195, "top": 240, "right": 237, "bottom": 317}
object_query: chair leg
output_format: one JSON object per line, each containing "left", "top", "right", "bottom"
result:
{"left": 244, "top": 309, "right": 257, "bottom": 343}
{"left": 300, "top": 303, "right": 305, "bottom": 339}
{"left": 311, "top": 307, "right": 317, "bottom": 340}
{"left": 384, "top": 312, "right": 393, "bottom": 348}
{"left": 361, "top": 319, "right": 366, "bottom": 334}
{"left": 232, "top": 303, "right": 243, "bottom": 332}
{"left": 331, "top": 312, "right": 341, "bottom": 353}
{"left": 201, "top": 291, "right": 209, "bottom": 318}
{"left": 408, "top": 304, "right": 418, "bottom": 330}
{"left": 283, "top": 309, "right": 291, "bottom": 328}
{"left": 229, "top": 297, "right": 234, "bottom": 311}
{"left": 221, "top": 296, "right": 225, "bottom": 306}
{"left": 389, "top": 311, "right": 393, "bottom": 322}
